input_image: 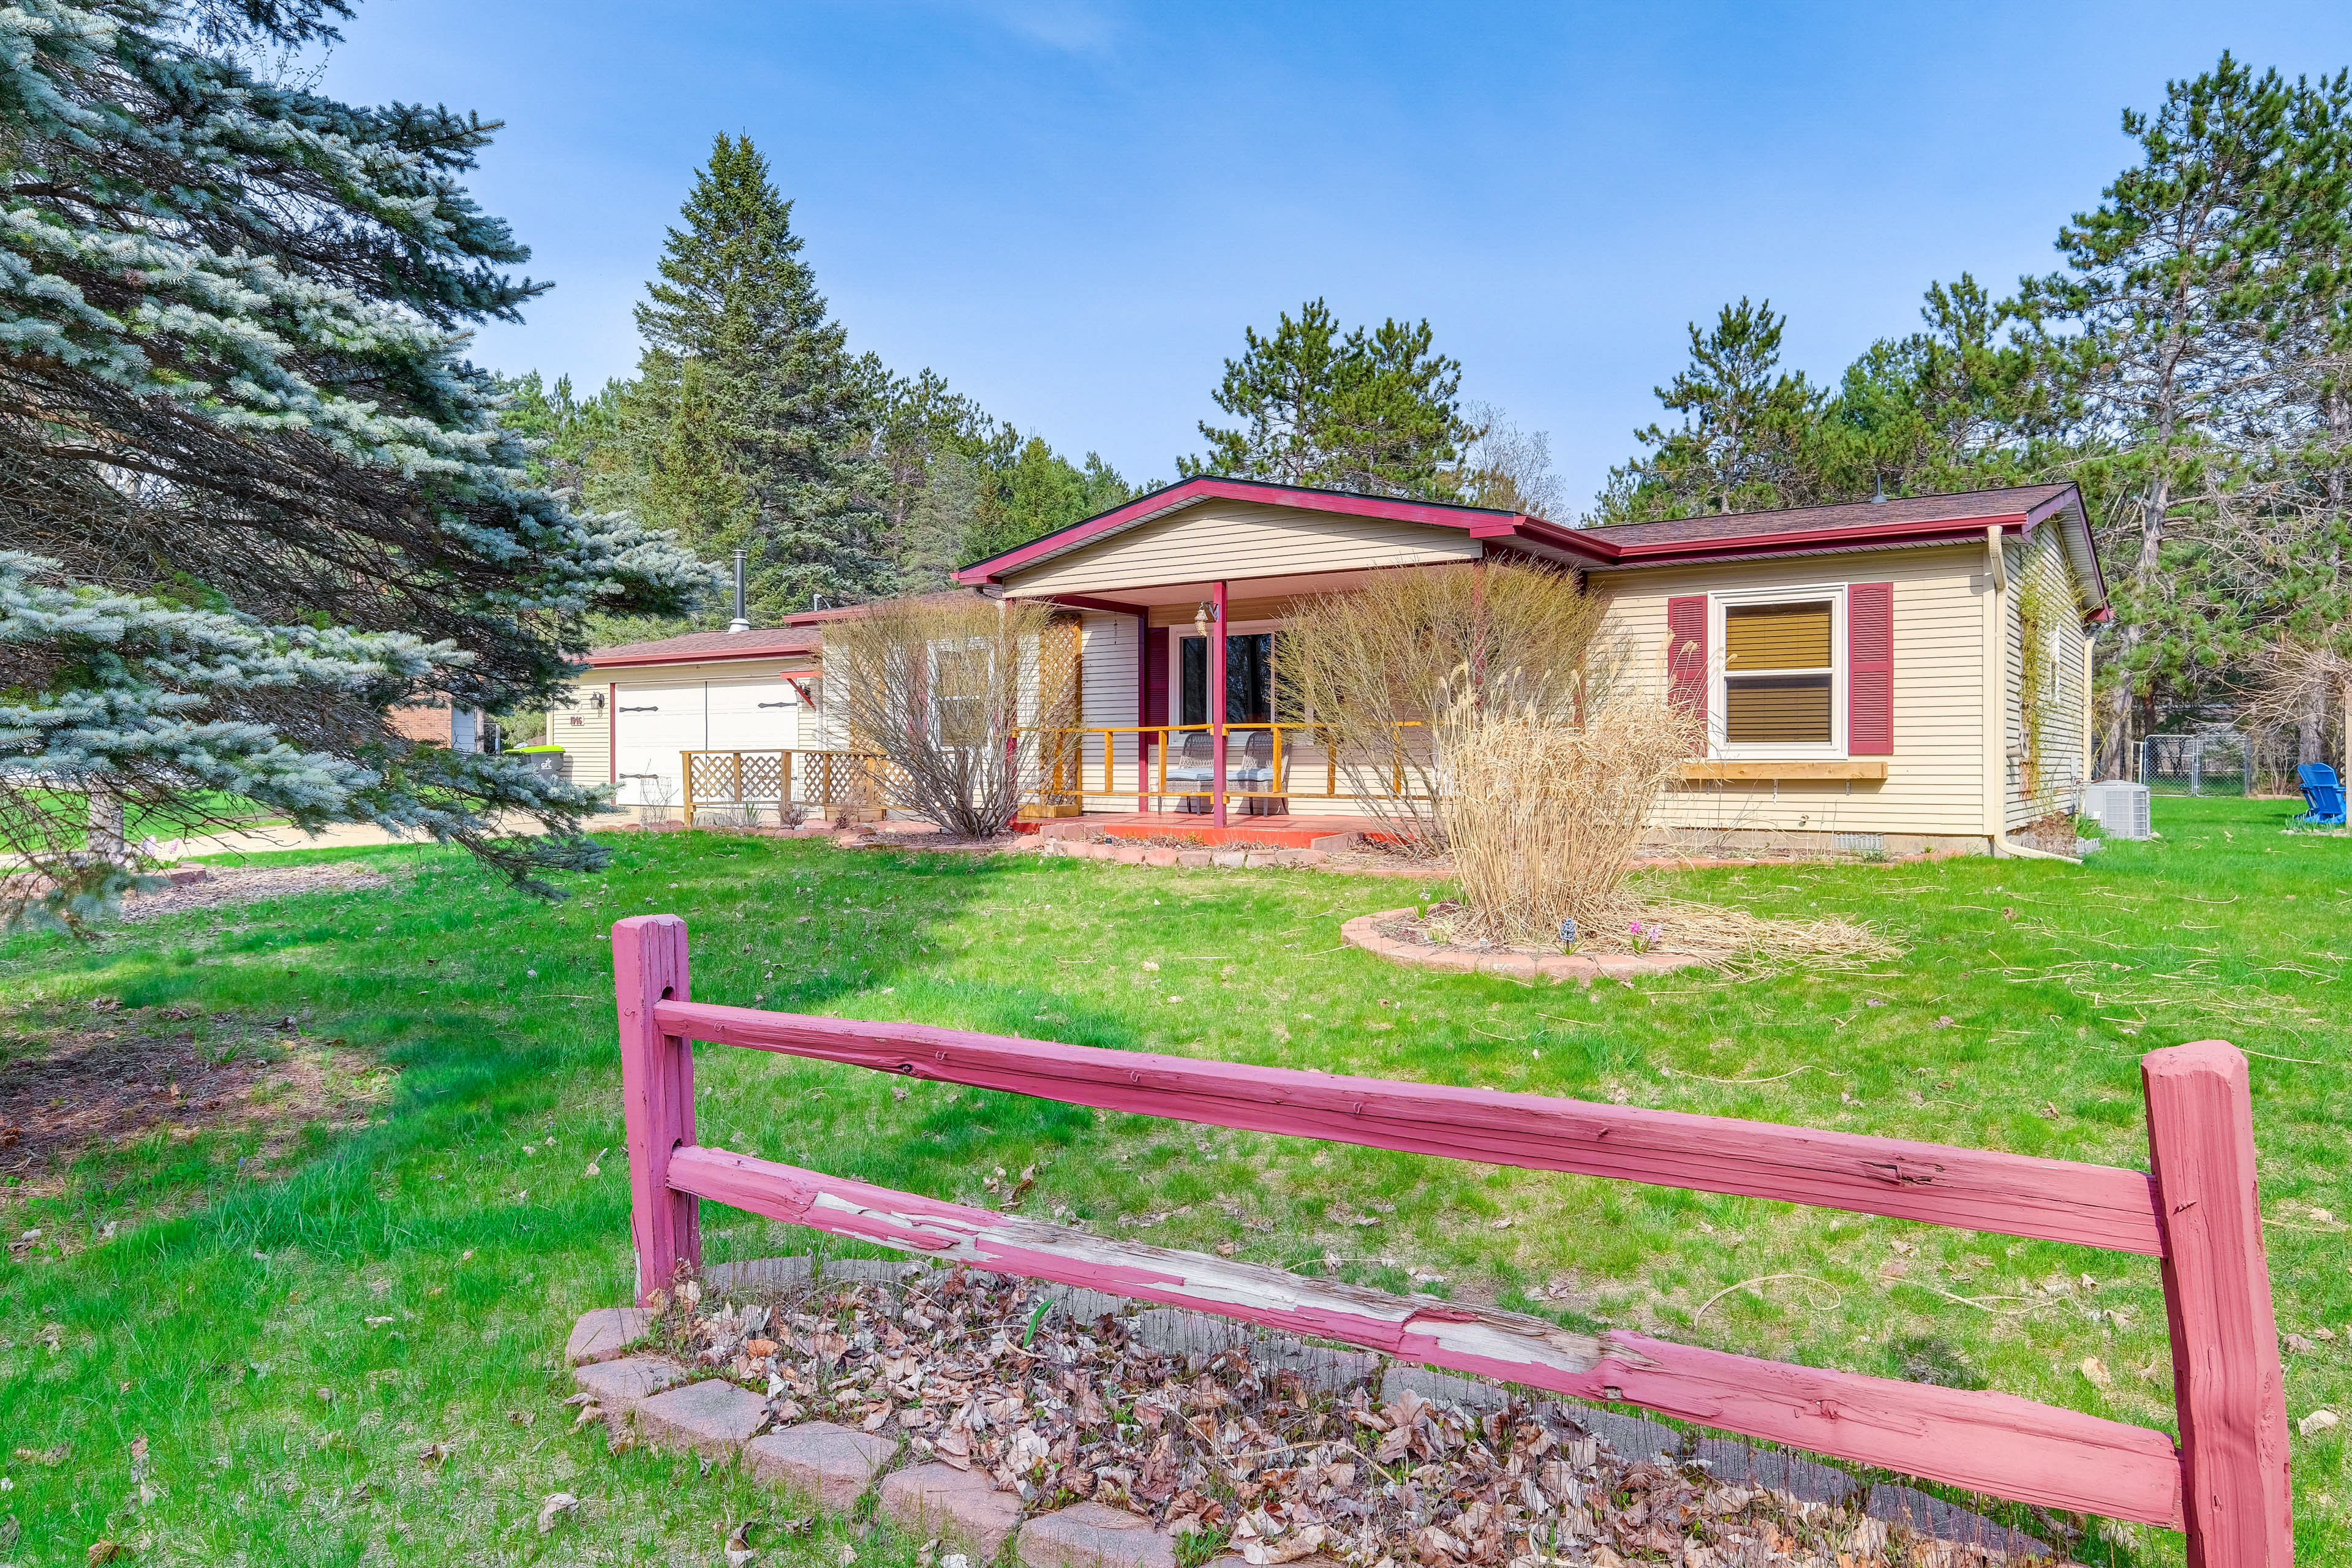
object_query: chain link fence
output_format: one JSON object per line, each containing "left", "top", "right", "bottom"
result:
{"left": 2136, "top": 730, "right": 2309, "bottom": 796}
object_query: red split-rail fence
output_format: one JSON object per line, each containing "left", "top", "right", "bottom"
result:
{"left": 610, "top": 914, "right": 2293, "bottom": 1567}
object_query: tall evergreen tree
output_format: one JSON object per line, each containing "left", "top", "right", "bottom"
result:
{"left": 2231, "top": 70, "right": 2352, "bottom": 763}
{"left": 2016, "top": 55, "right": 2311, "bottom": 769}
{"left": 971, "top": 437, "right": 1131, "bottom": 561}
{"left": 1816, "top": 276, "right": 2064, "bottom": 499}
{"left": 1183, "top": 298, "right": 1471, "bottom": 497}
{"left": 631, "top": 134, "right": 888, "bottom": 617}
{"left": 866, "top": 366, "right": 1130, "bottom": 570}
{"left": 0, "top": 0, "right": 712, "bottom": 925}
{"left": 1597, "top": 299, "right": 1821, "bottom": 521}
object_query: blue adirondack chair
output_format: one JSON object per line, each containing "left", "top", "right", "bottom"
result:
{"left": 2297, "top": 763, "right": 2347, "bottom": 827}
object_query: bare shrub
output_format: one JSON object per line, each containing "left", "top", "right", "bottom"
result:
{"left": 1437, "top": 697, "right": 1697, "bottom": 947}
{"left": 819, "top": 595, "right": 1076, "bottom": 838}
{"left": 1279, "top": 562, "right": 1616, "bottom": 853}
{"left": 2242, "top": 638, "right": 2351, "bottom": 769}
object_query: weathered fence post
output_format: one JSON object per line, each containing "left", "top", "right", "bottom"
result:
{"left": 2143, "top": 1041, "right": 2291, "bottom": 1567}
{"left": 613, "top": 914, "right": 698, "bottom": 1304}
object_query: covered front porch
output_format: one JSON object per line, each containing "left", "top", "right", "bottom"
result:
{"left": 952, "top": 478, "right": 1547, "bottom": 830}
{"left": 1018, "top": 569, "right": 1441, "bottom": 829}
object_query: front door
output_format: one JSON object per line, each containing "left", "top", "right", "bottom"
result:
{"left": 1179, "top": 633, "right": 1275, "bottom": 725}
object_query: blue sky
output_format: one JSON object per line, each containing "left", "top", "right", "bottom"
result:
{"left": 326, "top": 2, "right": 2352, "bottom": 511}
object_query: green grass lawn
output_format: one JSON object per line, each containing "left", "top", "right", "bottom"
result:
{"left": 1, "top": 799, "right": 2344, "bottom": 1566}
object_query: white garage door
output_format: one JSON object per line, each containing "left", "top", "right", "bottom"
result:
{"left": 704, "top": 678, "right": 800, "bottom": 752}
{"left": 611, "top": 685, "right": 706, "bottom": 807}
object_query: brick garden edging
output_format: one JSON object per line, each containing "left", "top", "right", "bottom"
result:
{"left": 563, "top": 1257, "right": 2049, "bottom": 1565}
{"left": 1340, "top": 909, "right": 1710, "bottom": 982}
{"left": 1030, "top": 837, "right": 1332, "bottom": 870}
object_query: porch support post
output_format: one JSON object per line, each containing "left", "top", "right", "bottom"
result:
{"left": 1136, "top": 608, "right": 1152, "bottom": 813}
{"left": 1210, "top": 581, "right": 1229, "bottom": 828}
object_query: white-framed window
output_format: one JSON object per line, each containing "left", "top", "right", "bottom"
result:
{"left": 1713, "top": 584, "right": 1845, "bottom": 758}
{"left": 931, "top": 639, "right": 993, "bottom": 749}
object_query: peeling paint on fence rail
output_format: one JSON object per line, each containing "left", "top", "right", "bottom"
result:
{"left": 652, "top": 997, "right": 2166, "bottom": 1254}
{"left": 667, "top": 1143, "right": 2187, "bottom": 1528}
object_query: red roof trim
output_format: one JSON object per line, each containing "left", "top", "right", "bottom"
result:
{"left": 953, "top": 476, "right": 2108, "bottom": 615}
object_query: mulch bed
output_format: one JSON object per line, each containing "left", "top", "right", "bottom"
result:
{"left": 2006, "top": 814, "right": 2084, "bottom": 858}
{"left": 0, "top": 1006, "right": 385, "bottom": 1215}
{"left": 118, "top": 860, "right": 391, "bottom": 921}
{"left": 647, "top": 1267, "right": 2032, "bottom": 1567}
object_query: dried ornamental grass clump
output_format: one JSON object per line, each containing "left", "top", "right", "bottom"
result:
{"left": 650, "top": 1267, "right": 2029, "bottom": 1567}
{"left": 1434, "top": 700, "right": 1696, "bottom": 949}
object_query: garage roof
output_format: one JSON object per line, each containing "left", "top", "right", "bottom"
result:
{"left": 586, "top": 627, "right": 821, "bottom": 669}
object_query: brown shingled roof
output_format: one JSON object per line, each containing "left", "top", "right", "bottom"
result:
{"left": 587, "top": 626, "right": 820, "bottom": 667}
{"left": 1591, "top": 483, "right": 2076, "bottom": 547}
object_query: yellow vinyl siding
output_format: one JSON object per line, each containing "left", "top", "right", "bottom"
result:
{"left": 547, "top": 686, "right": 611, "bottom": 788}
{"left": 1075, "top": 611, "right": 1142, "bottom": 804}
{"left": 1003, "top": 501, "right": 1480, "bottom": 596}
{"left": 1597, "top": 545, "right": 1991, "bottom": 839}
{"left": 2005, "top": 526, "right": 2090, "bottom": 829}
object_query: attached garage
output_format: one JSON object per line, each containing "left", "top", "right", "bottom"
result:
{"left": 545, "top": 627, "right": 823, "bottom": 813}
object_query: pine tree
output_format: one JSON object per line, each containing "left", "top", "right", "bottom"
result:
{"left": 631, "top": 134, "right": 889, "bottom": 617}
{"left": 1815, "top": 276, "right": 2062, "bottom": 499}
{"left": 895, "top": 447, "right": 979, "bottom": 592}
{"left": 1183, "top": 298, "right": 1471, "bottom": 497}
{"left": 2018, "top": 55, "right": 2310, "bottom": 770}
{"left": 0, "top": 0, "right": 713, "bottom": 926}
{"left": 1597, "top": 300, "right": 1822, "bottom": 521}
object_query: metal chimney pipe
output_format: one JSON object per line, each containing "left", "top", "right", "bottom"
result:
{"left": 728, "top": 548, "right": 750, "bottom": 633}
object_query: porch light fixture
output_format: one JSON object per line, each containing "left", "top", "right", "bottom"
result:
{"left": 1193, "top": 601, "right": 1213, "bottom": 640}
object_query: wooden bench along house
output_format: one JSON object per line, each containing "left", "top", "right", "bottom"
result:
{"left": 551, "top": 478, "right": 2108, "bottom": 856}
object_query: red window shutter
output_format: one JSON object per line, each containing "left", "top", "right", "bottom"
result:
{"left": 1849, "top": 581, "right": 1894, "bottom": 756}
{"left": 1665, "top": 595, "right": 1708, "bottom": 751}
{"left": 1144, "top": 622, "right": 1169, "bottom": 726}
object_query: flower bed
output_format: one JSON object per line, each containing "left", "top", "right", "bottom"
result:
{"left": 1342, "top": 908, "right": 1706, "bottom": 981}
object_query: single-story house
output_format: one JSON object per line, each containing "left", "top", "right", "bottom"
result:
{"left": 550, "top": 477, "right": 2108, "bottom": 855}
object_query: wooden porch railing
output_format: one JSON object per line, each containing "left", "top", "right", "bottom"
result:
{"left": 612, "top": 914, "right": 2290, "bottom": 1566}
{"left": 1030, "top": 721, "right": 1429, "bottom": 812}
{"left": 679, "top": 748, "right": 892, "bottom": 828}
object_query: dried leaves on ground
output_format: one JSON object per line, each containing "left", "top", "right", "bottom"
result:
{"left": 651, "top": 1268, "right": 2026, "bottom": 1567}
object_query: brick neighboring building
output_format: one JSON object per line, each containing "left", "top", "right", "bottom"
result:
{"left": 389, "top": 698, "right": 492, "bottom": 752}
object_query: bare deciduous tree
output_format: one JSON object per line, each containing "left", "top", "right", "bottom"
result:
{"left": 2244, "top": 638, "right": 2352, "bottom": 774}
{"left": 1278, "top": 562, "right": 1621, "bottom": 854}
{"left": 1457, "top": 402, "right": 1564, "bottom": 518}
{"left": 818, "top": 595, "right": 1076, "bottom": 838}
